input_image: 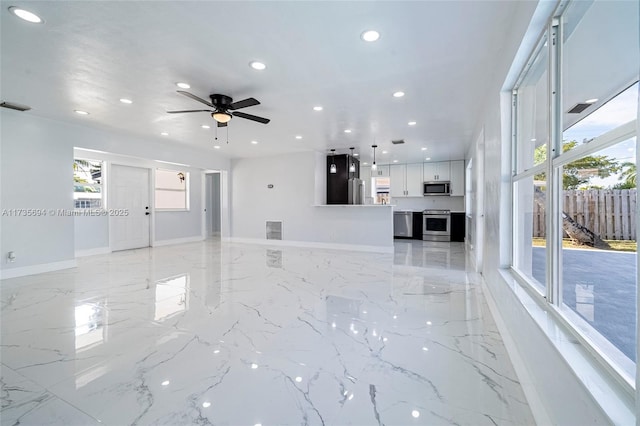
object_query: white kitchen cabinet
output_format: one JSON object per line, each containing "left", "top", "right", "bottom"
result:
{"left": 371, "top": 165, "right": 390, "bottom": 177}
{"left": 360, "top": 165, "right": 373, "bottom": 199}
{"left": 406, "top": 163, "right": 423, "bottom": 196}
{"left": 390, "top": 163, "right": 423, "bottom": 197}
{"left": 390, "top": 164, "right": 406, "bottom": 197}
{"left": 423, "top": 161, "right": 450, "bottom": 181}
{"left": 449, "top": 160, "right": 465, "bottom": 196}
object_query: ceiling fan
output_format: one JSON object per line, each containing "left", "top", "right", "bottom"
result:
{"left": 167, "top": 91, "right": 270, "bottom": 127}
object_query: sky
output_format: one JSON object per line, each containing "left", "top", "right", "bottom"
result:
{"left": 562, "top": 82, "right": 638, "bottom": 188}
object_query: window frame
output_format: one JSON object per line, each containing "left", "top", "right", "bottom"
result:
{"left": 510, "top": 1, "right": 638, "bottom": 391}
{"left": 73, "top": 158, "right": 105, "bottom": 209}
{"left": 154, "top": 168, "right": 189, "bottom": 211}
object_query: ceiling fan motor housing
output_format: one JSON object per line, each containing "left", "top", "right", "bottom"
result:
{"left": 210, "top": 94, "right": 233, "bottom": 109}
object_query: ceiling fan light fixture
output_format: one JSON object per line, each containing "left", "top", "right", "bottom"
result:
{"left": 212, "top": 111, "right": 232, "bottom": 123}
{"left": 176, "top": 82, "right": 191, "bottom": 89}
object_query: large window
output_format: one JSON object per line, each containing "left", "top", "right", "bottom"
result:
{"left": 74, "top": 159, "right": 103, "bottom": 209}
{"left": 512, "top": 0, "right": 638, "bottom": 382}
{"left": 155, "top": 169, "right": 188, "bottom": 210}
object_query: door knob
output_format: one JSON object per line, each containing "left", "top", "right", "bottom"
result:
{"left": 145, "top": 212, "right": 150, "bottom": 215}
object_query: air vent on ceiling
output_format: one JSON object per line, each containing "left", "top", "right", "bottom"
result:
{"left": 0, "top": 101, "right": 31, "bottom": 112}
{"left": 567, "top": 103, "right": 592, "bottom": 114}
{"left": 391, "top": 139, "right": 405, "bottom": 145}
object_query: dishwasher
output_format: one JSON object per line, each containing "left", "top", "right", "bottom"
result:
{"left": 393, "top": 211, "right": 413, "bottom": 238}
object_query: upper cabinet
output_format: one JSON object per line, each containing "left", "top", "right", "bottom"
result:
{"left": 423, "top": 161, "right": 450, "bottom": 181}
{"left": 371, "top": 165, "right": 390, "bottom": 177}
{"left": 390, "top": 163, "right": 423, "bottom": 197}
{"left": 449, "top": 160, "right": 465, "bottom": 196}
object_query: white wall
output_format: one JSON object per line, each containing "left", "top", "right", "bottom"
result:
{"left": 0, "top": 111, "right": 76, "bottom": 273}
{"left": 0, "top": 109, "right": 229, "bottom": 276}
{"left": 230, "top": 151, "right": 393, "bottom": 250}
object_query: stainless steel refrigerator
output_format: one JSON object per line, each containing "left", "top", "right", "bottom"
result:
{"left": 347, "top": 178, "right": 364, "bottom": 204}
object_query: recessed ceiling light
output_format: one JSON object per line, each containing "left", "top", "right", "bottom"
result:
{"left": 250, "top": 363, "right": 259, "bottom": 369}
{"left": 393, "top": 91, "right": 405, "bottom": 98}
{"left": 530, "top": 138, "right": 536, "bottom": 142}
{"left": 313, "top": 106, "right": 323, "bottom": 111}
{"left": 408, "top": 121, "right": 416, "bottom": 126}
{"left": 202, "top": 402, "right": 211, "bottom": 408}
{"left": 393, "top": 160, "right": 398, "bottom": 163}
{"left": 161, "top": 132, "right": 169, "bottom": 136}
{"left": 74, "top": 110, "right": 89, "bottom": 115}
{"left": 382, "top": 150, "right": 388, "bottom": 154}
{"left": 119, "top": 98, "right": 133, "bottom": 104}
{"left": 585, "top": 98, "right": 598, "bottom": 104}
{"left": 9, "top": 6, "right": 43, "bottom": 23}
{"left": 214, "top": 145, "right": 220, "bottom": 149}
{"left": 249, "top": 61, "right": 266, "bottom": 70}
{"left": 421, "top": 147, "right": 427, "bottom": 151}
{"left": 353, "top": 153, "right": 359, "bottom": 157}
{"left": 425, "top": 157, "right": 431, "bottom": 160}
{"left": 161, "top": 380, "right": 170, "bottom": 386}
{"left": 361, "top": 30, "right": 380, "bottom": 42}
{"left": 251, "top": 140, "right": 258, "bottom": 145}
{"left": 363, "top": 162, "right": 368, "bottom": 165}
{"left": 344, "top": 129, "right": 352, "bottom": 133}
{"left": 295, "top": 135, "right": 302, "bottom": 139}
{"left": 176, "top": 82, "right": 190, "bottom": 89}
{"left": 202, "top": 125, "right": 210, "bottom": 129}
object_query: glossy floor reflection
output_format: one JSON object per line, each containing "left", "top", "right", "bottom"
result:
{"left": 1, "top": 239, "right": 534, "bottom": 425}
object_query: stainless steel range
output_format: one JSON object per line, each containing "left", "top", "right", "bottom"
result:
{"left": 422, "top": 209, "right": 451, "bottom": 242}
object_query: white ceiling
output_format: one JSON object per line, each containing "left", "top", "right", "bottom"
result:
{"left": 1, "top": 1, "right": 534, "bottom": 165}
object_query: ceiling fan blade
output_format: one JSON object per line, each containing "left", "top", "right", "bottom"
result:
{"left": 167, "top": 109, "right": 213, "bottom": 114}
{"left": 229, "top": 97, "right": 260, "bottom": 110}
{"left": 217, "top": 122, "right": 227, "bottom": 128}
{"left": 177, "top": 90, "right": 214, "bottom": 108}
{"left": 232, "top": 111, "right": 270, "bottom": 124}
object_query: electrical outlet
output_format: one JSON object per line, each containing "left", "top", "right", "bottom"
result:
{"left": 7, "top": 251, "right": 16, "bottom": 263}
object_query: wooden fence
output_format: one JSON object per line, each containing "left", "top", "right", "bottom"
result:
{"left": 533, "top": 189, "right": 637, "bottom": 240}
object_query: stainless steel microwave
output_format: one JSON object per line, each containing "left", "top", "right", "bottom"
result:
{"left": 423, "top": 181, "right": 450, "bottom": 196}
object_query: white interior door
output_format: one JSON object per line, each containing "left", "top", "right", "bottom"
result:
{"left": 111, "top": 165, "right": 150, "bottom": 251}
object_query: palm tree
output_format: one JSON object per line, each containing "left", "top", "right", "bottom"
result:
{"left": 618, "top": 162, "right": 636, "bottom": 188}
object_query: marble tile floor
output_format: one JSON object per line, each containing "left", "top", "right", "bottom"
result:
{"left": 1, "top": 239, "right": 534, "bottom": 425}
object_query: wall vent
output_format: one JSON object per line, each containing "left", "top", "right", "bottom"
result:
{"left": 567, "top": 103, "right": 591, "bottom": 114}
{"left": 0, "top": 101, "right": 31, "bottom": 112}
{"left": 266, "top": 221, "right": 282, "bottom": 240}
{"left": 391, "top": 139, "right": 405, "bottom": 145}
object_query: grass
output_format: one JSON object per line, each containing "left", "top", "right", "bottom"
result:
{"left": 532, "top": 238, "right": 637, "bottom": 252}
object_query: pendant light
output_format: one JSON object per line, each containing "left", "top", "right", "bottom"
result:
{"left": 349, "top": 147, "right": 356, "bottom": 172}
{"left": 371, "top": 144, "right": 378, "bottom": 170}
{"left": 329, "top": 149, "right": 337, "bottom": 174}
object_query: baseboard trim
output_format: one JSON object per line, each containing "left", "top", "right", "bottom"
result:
{"left": 228, "top": 237, "right": 394, "bottom": 253}
{"left": 153, "top": 236, "right": 204, "bottom": 247}
{"left": 75, "top": 247, "right": 111, "bottom": 257}
{"left": 0, "top": 259, "right": 77, "bottom": 280}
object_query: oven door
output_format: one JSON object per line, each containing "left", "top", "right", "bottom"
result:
{"left": 423, "top": 214, "right": 451, "bottom": 241}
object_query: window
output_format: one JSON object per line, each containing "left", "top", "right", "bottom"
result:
{"left": 74, "top": 159, "right": 103, "bottom": 209}
{"left": 511, "top": 0, "right": 638, "bottom": 382}
{"left": 155, "top": 169, "right": 188, "bottom": 210}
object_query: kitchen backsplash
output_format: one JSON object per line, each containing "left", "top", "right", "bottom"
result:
{"left": 392, "top": 196, "right": 465, "bottom": 211}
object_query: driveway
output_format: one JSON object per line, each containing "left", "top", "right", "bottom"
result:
{"left": 532, "top": 247, "right": 636, "bottom": 362}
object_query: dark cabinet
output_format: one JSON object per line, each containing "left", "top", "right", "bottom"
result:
{"left": 450, "top": 212, "right": 466, "bottom": 242}
{"left": 412, "top": 212, "right": 423, "bottom": 239}
{"left": 327, "top": 154, "right": 360, "bottom": 204}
